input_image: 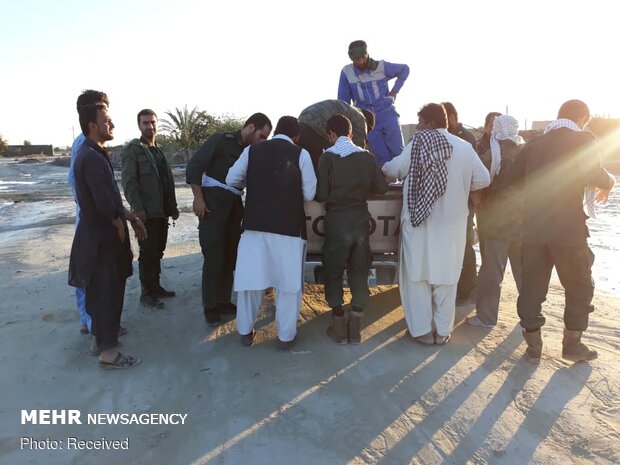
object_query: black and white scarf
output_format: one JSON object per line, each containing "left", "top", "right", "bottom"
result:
{"left": 407, "top": 129, "right": 453, "bottom": 227}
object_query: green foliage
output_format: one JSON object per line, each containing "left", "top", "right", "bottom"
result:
{"left": 23, "top": 140, "right": 32, "bottom": 146}
{"left": 159, "top": 106, "right": 244, "bottom": 161}
{"left": 0, "top": 135, "right": 6, "bottom": 156}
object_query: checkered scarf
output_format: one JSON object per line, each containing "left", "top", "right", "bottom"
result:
{"left": 407, "top": 129, "right": 453, "bottom": 227}
{"left": 326, "top": 136, "right": 364, "bottom": 158}
{"left": 544, "top": 119, "right": 597, "bottom": 218}
{"left": 490, "top": 115, "right": 524, "bottom": 180}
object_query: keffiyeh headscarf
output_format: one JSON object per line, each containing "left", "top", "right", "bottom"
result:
{"left": 489, "top": 115, "right": 524, "bottom": 180}
{"left": 407, "top": 130, "right": 453, "bottom": 227}
{"left": 544, "top": 118, "right": 597, "bottom": 218}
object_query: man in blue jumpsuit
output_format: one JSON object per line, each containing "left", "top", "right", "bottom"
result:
{"left": 338, "top": 40, "right": 410, "bottom": 166}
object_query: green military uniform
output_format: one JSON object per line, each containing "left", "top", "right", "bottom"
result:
{"left": 315, "top": 146, "right": 388, "bottom": 310}
{"left": 186, "top": 131, "right": 244, "bottom": 318}
{"left": 121, "top": 137, "right": 178, "bottom": 294}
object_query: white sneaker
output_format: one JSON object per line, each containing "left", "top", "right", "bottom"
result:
{"left": 466, "top": 316, "right": 495, "bottom": 328}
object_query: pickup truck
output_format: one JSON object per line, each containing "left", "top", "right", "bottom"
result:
{"left": 304, "top": 184, "right": 403, "bottom": 285}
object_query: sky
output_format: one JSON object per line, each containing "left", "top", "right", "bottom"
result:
{"left": 1, "top": 0, "right": 618, "bottom": 147}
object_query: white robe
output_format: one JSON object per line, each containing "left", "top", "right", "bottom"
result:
{"left": 383, "top": 129, "right": 490, "bottom": 285}
{"left": 382, "top": 129, "right": 490, "bottom": 337}
{"left": 226, "top": 134, "right": 317, "bottom": 341}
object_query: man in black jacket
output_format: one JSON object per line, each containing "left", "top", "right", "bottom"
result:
{"left": 186, "top": 113, "right": 272, "bottom": 326}
{"left": 507, "top": 99, "right": 614, "bottom": 363}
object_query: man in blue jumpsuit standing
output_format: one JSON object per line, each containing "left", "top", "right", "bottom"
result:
{"left": 338, "top": 40, "right": 410, "bottom": 166}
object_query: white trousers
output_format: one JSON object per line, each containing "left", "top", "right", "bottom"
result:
{"left": 236, "top": 289, "right": 302, "bottom": 342}
{"left": 400, "top": 281, "right": 457, "bottom": 337}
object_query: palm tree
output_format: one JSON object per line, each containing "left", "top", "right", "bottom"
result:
{"left": 160, "top": 106, "right": 212, "bottom": 161}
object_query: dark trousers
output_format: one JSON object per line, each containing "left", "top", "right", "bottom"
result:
{"left": 457, "top": 204, "right": 477, "bottom": 298}
{"left": 517, "top": 241, "right": 595, "bottom": 331}
{"left": 85, "top": 263, "right": 126, "bottom": 351}
{"left": 322, "top": 210, "right": 372, "bottom": 309}
{"left": 199, "top": 198, "right": 242, "bottom": 310}
{"left": 138, "top": 217, "right": 169, "bottom": 290}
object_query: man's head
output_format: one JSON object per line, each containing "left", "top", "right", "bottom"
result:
{"left": 348, "top": 40, "right": 369, "bottom": 71}
{"left": 79, "top": 104, "right": 114, "bottom": 143}
{"left": 441, "top": 102, "right": 459, "bottom": 131}
{"left": 76, "top": 90, "right": 109, "bottom": 113}
{"left": 240, "top": 112, "right": 272, "bottom": 146}
{"left": 137, "top": 109, "right": 158, "bottom": 141}
{"left": 326, "top": 114, "right": 352, "bottom": 144}
{"left": 361, "top": 109, "right": 375, "bottom": 133}
{"left": 484, "top": 112, "right": 502, "bottom": 135}
{"left": 274, "top": 116, "right": 301, "bottom": 144}
{"left": 417, "top": 103, "right": 448, "bottom": 130}
{"left": 557, "top": 99, "right": 591, "bottom": 129}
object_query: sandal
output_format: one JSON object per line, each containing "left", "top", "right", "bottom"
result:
{"left": 90, "top": 340, "right": 122, "bottom": 356}
{"left": 434, "top": 334, "right": 451, "bottom": 345}
{"left": 99, "top": 352, "right": 141, "bottom": 369}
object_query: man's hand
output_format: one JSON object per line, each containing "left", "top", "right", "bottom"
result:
{"left": 389, "top": 90, "right": 398, "bottom": 101}
{"left": 172, "top": 210, "right": 180, "bottom": 221}
{"left": 136, "top": 210, "right": 147, "bottom": 222}
{"left": 595, "top": 187, "right": 611, "bottom": 203}
{"left": 193, "top": 196, "right": 210, "bottom": 218}
{"left": 131, "top": 218, "right": 148, "bottom": 240}
{"left": 112, "top": 218, "right": 126, "bottom": 243}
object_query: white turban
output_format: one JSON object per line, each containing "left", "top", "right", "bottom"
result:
{"left": 489, "top": 115, "right": 524, "bottom": 180}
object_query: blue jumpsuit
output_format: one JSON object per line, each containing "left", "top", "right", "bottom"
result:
{"left": 338, "top": 59, "right": 410, "bottom": 165}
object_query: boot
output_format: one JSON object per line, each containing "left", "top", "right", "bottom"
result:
{"left": 326, "top": 313, "right": 347, "bottom": 345}
{"left": 522, "top": 329, "right": 542, "bottom": 363}
{"left": 153, "top": 282, "right": 176, "bottom": 298}
{"left": 140, "top": 284, "right": 165, "bottom": 309}
{"left": 348, "top": 307, "right": 364, "bottom": 345}
{"left": 562, "top": 329, "right": 598, "bottom": 362}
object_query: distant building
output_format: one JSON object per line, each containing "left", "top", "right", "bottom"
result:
{"left": 531, "top": 121, "right": 552, "bottom": 131}
{"left": 5, "top": 145, "right": 54, "bottom": 157}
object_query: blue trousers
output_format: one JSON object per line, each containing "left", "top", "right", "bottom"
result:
{"left": 74, "top": 203, "right": 92, "bottom": 331}
{"left": 367, "top": 107, "right": 404, "bottom": 166}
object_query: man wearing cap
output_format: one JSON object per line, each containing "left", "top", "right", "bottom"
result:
{"left": 338, "top": 40, "right": 409, "bottom": 166}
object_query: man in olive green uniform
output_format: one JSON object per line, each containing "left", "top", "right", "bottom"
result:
{"left": 315, "top": 115, "right": 388, "bottom": 344}
{"left": 186, "top": 113, "right": 272, "bottom": 326}
{"left": 122, "top": 109, "right": 179, "bottom": 309}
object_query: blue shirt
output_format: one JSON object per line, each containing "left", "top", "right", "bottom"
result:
{"left": 69, "top": 133, "right": 86, "bottom": 201}
{"left": 338, "top": 59, "right": 409, "bottom": 114}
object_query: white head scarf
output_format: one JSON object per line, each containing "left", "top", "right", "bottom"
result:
{"left": 489, "top": 115, "right": 524, "bottom": 180}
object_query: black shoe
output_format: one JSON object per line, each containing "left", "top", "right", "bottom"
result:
{"left": 277, "top": 336, "right": 296, "bottom": 351}
{"left": 153, "top": 284, "right": 176, "bottom": 298}
{"left": 240, "top": 331, "right": 255, "bottom": 346}
{"left": 217, "top": 302, "right": 237, "bottom": 315}
{"left": 80, "top": 324, "right": 89, "bottom": 335}
{"left": 140, "top": 293, "right": 165, "bottom": 309}
{"left": 204, "top": 308, "right": 221, "bottom": 327}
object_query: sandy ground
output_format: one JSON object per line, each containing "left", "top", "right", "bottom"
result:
{"left": 0, "top": 214, "right": 618, "bottom": 465}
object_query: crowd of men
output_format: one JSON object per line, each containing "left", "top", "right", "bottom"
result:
{"left": 68, "top": 40, "right": 615, "bottom": 370}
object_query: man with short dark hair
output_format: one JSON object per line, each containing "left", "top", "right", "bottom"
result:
{"left": 315, "top": 115, "right": 388, "bottom": 344}
{"left": 383, "top": 103, "right": 489, "bottom": 345}
{"left": 226, "top": 116, "right": 317, "bottom": 350}
{"left": 69, "top": 90, "right": 109, "bottom": 334}
{"left": 186, "top": 113, "right": 272, "bottom": 326}
{"left": 507, "top": 99, "right": 615, "bottom": 363}
{"left": 69, "top": 103, "right": 146, "bottom": 369}
{"left": 338, "top": 40, "right": 409, "bottom": 166}
{"left": 442, "top": 101, "right": 479, "bottom": 305}
{"left": 121, "top": 109, "right": 179, "bottom": 309}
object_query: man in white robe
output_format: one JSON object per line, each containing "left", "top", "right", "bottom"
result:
{"left": 383, "top": 103, "right": 489, "bottom": 345}
{"left": 226, "top": 116, "right": 317, "bottom": 350}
